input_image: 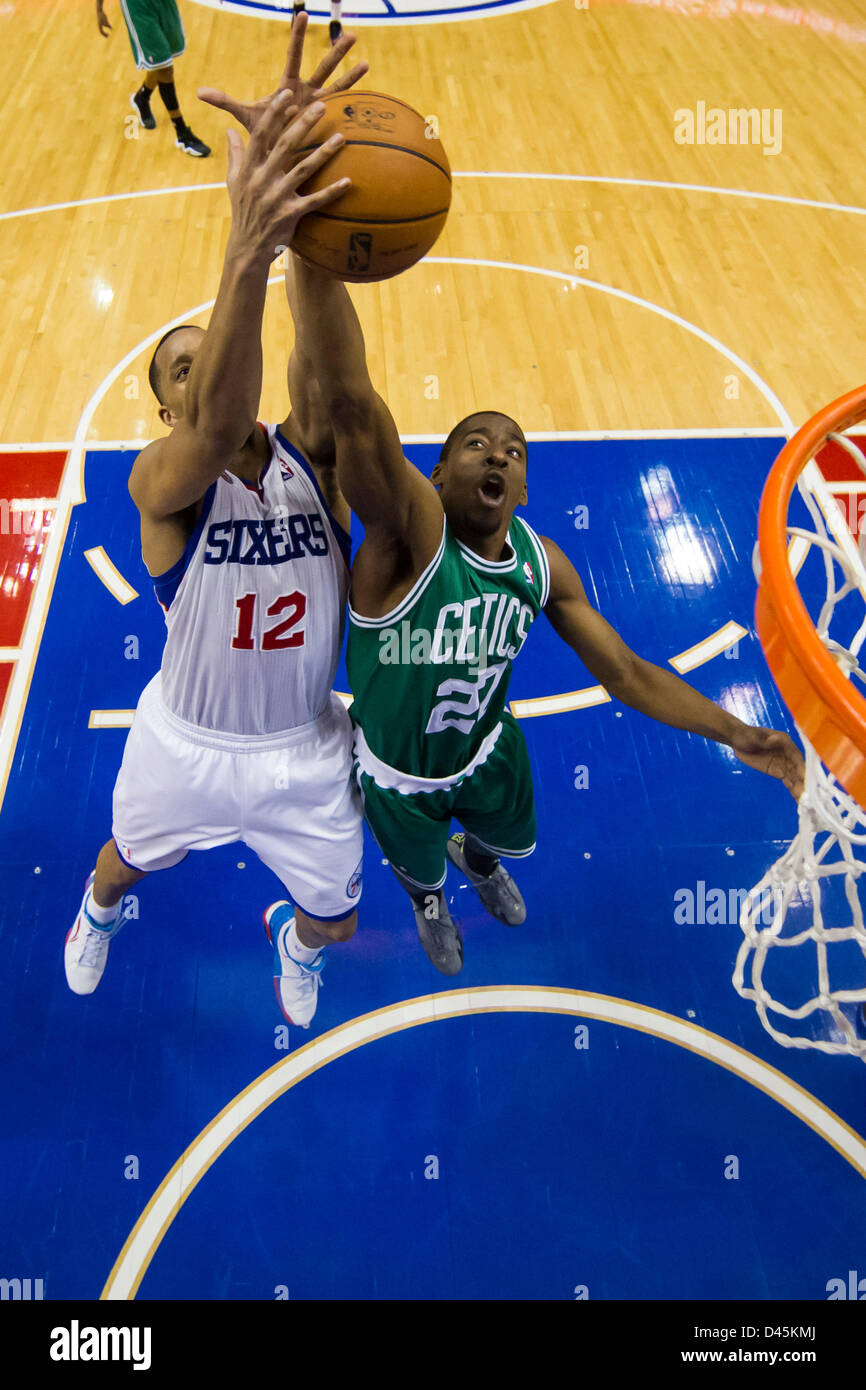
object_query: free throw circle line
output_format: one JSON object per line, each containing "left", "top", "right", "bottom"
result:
{"left": 101, "top": 984, "right": 866, "bottom": 1300}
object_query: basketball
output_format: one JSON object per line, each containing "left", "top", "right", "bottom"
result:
{"left": 291, "top": 90, "right": 452, "bottom": 283}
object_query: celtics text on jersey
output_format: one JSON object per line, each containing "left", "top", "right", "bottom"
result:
{"left": 347, "top": 514, "right": 551, "bottom": 784}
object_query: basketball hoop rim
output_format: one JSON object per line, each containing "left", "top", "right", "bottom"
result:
{"left": 758, "top": 384, "right": 866, "bottom": 804}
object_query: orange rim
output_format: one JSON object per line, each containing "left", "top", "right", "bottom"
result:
{"left": 758, "top": 385, "right": 866, "bottom": 808}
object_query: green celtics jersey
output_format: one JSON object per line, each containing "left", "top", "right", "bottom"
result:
{"left": 347, "top": 514, "right": 551, "bottom": 782}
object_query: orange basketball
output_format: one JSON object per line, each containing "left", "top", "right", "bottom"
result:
{"left": 292, "top": 91, "right": 451, "bottom": 283}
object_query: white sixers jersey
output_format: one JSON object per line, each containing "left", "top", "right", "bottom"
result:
{"left": 155, "top": 424, "right": 350, "bottom": 736}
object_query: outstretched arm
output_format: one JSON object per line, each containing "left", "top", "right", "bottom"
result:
{"left": 200, "top": 11, "right": 371, "bottom": 530}
{"left": 130, "top": 97, "right": 348, "bottom": 521}
{"left": 541, "top": 537, "right": 805, "bottom": 799}
{"left": 281, "top": 256, "right": 340, "bottom": 492}
{"left": 286, "top": 255, "right": 442, "bottom": 557}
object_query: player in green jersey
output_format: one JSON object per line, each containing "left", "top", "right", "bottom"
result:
{"left": 284, "top": 285, "right": 805, "bottom": 981}
{"left": 96, "top": 0, "right": 210, "bottom": 156}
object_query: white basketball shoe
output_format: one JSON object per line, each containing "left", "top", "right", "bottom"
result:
{"left": 263, "top": 902, "right": 325, "bottom": 1029}
{"left": 65, "top": 873, "right": 124, "bottom": 995}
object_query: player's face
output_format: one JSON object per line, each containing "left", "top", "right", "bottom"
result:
{"left": 155, "top": 327, "right": 206, "bottom": 427}
{"left": 433, "top": 415, "right": 528, "bottom": 534}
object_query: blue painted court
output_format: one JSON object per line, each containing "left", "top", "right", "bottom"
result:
{"left": 2, "top": 435, "right": 865, "bottom": 1302}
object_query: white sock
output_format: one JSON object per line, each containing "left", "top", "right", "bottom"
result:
{"left": 285, "top": 919, "right": 322, "bottom": 964}
{"left": 331, "top": 2, "right": 341, "bottom": 20}
{"left": 85, "top": 888, "right": 123, "bottom": 930}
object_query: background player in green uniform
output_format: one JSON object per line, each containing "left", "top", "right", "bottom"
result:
{"left": 96, "top": 0, "right": 210, "bottom": 156}
{"left": 293, "top": 2, "right": 344, "bottom": 46}
{"left": 286, "top": 262, "right": 805, "bottom": 976}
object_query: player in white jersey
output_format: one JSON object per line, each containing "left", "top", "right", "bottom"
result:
{"left": 65, "top": 26, "right": 370, "bottom": 1028}
{"left": 154, "top": 421, "right": 350, "bottom": 736}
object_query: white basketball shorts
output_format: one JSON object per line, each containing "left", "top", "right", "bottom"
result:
{"left": 112, "top": 675, "right": 363, "bottom": 921}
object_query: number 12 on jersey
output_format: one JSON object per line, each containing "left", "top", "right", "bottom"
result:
{"left": 231, "top": 591, "right": 307, "bottom": 651}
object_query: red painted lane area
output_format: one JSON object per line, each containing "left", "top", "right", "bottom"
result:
{"left": 0, "top": 663, "right": 12, "bottom": 722}
{"left": 815, "top": 439, "right": 866, "bottom": 540}
{"left": 0, "top": 451, "right": 67, "bottom": 499}
{"left": 0, "top": 515, "right": 56, "bottom": 647}
{"left": 816, "top": 437, "right": 866, "bottom": 483}
{"left": 0, "top": 450, "right": 67, "bottom": 652}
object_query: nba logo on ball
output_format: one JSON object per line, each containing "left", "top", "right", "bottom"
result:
{"left": 347, "top": 860, "right": 363, "bottom": 899}
{"left": 523, "top": 561, "right": 535, "bottom": 585}
{"left": 294, "top": 90, "right": 452, "bottom": 284}
{"left": 348, "top": 233, "right": 373, "bottom": 275}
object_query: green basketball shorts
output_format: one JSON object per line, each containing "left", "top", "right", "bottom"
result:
{"left": 120, "top": 0, "right": 186, "bottom": 71}
{"left": 356, "top": 711, "right": 537, "bottom": 891}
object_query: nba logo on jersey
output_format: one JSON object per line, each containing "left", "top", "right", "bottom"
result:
{"left": 523, "top": 560, "right": 535, "bottom": 585}
{"left": 280, "top": 463, "right": 294, "bottom": 480}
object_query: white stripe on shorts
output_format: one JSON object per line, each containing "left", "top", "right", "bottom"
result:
{"left": 354, "top": 721, "right": 503, "bottom": 795}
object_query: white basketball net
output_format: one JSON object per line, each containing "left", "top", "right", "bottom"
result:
{"left": 733, "top": 432, "right": 866, "bottom": 1060}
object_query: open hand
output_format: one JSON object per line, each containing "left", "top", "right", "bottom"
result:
{"left": 730, "top": 726, "right": 805, "bottom": 800}
{"left": 225, "top": 92, "right": 350, "bottom": 262}
{"left": 198, "top": 10, "right": 368, "bottom": 135}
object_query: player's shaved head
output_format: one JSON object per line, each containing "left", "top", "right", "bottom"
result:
{"left": 439, "top": 412, "right": 527, "bottom": 465}
{"left": 148, "top": 325, "right": 204, "bottom": 405}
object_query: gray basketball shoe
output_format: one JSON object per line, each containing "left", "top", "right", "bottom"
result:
{"left": 447, "top": 833, "right": 527, "bottom": 926}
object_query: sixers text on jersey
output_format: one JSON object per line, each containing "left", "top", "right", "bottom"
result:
{"left": 154, "top": 424, "right": 351, "bottom": 736}
{"left": 203, "top": 513, "right": 330, "bottom": 566}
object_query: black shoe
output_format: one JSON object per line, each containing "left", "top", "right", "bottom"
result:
{"left": 329, "top": 19, "right": 342, "bottom": 43}
{"left": 175, "top": 122, "right": 211, "bottom": 158}
{"left": 293, "top": 2, "right": 306, "bottom": 22}
{"left": 130, "top": 88, "right": 156, "bottom": 130}
{"left": 413, "top": 892, "right": 463, "bottom": 976}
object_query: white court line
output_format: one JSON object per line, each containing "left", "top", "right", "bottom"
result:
{"left": 456, "top": 172, "right": 866, "bottom": 219}
{"left": 0, "top": 429, "right": 787, "bottom": 450}
{"left": 0, "top": 185, "right": 221, "bottom": 222}
{"left": 511, "top": 686, "right": 610, "bottom": 719}
{"left": 83, "top": 547, "right": 139, "bottom": 606}
{"left": 88, "top": 710, "right": 135, "bottom": 729}
{"left": 670, "top": 621, "right": 749, "bottom": 674}
{"left": 426, "top": 257, "right": 795, "bottom": 435}
{"left": 101, "top": 984, "right": 866, "bottom": 1300}
{"left": 3, "top": 173, "right": 866, "bottom": 225}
